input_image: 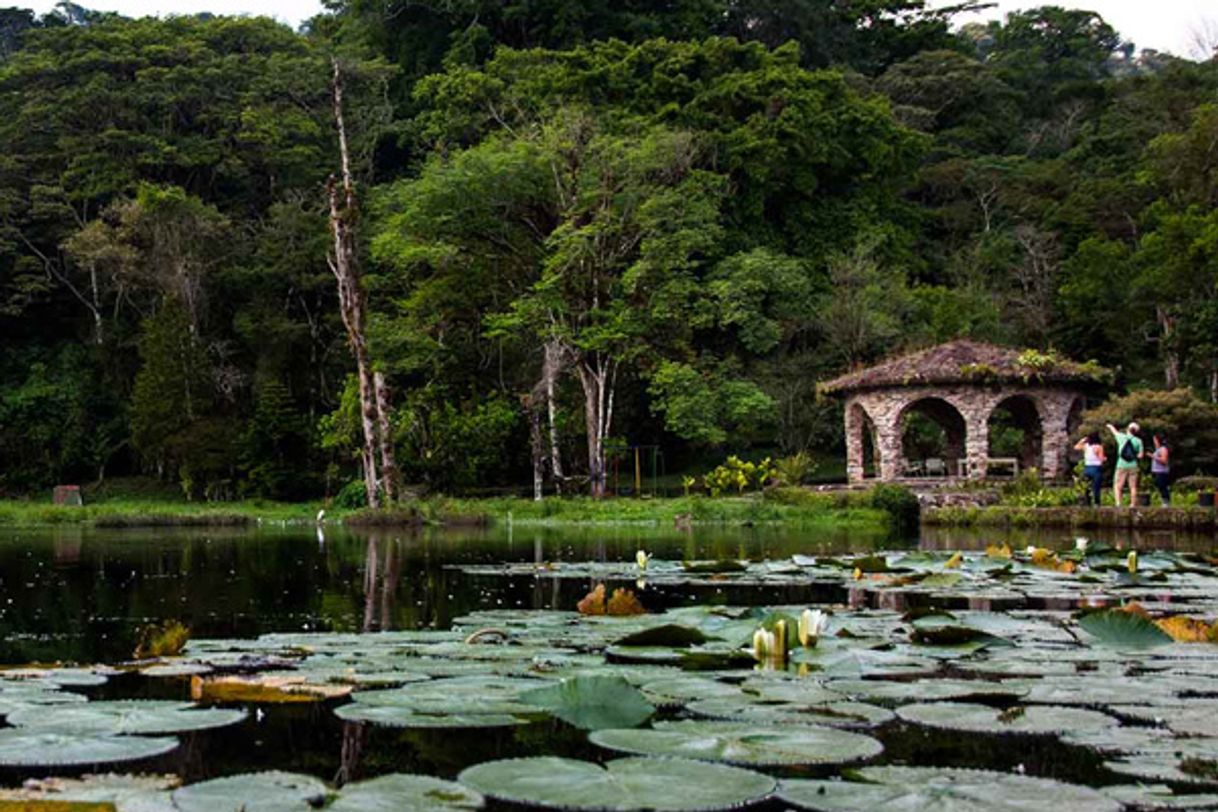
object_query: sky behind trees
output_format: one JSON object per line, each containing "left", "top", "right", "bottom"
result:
{"left": 13, "top": 0, "right": 1218, "bottom": 57}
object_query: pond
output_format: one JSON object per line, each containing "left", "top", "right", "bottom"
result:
{"left": 0, "top": 521, "right": 1215, "bottom": 810}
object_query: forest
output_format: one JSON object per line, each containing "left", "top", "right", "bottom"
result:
{"left": 1, "top": 0, "right": 1216, "bottom": 503}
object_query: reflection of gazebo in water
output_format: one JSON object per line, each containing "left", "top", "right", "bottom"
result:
{"left": 819, "top": 340, "right": 1109, "bottom": 483}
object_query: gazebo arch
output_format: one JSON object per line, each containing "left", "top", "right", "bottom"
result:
{"left": 898, "top": 397, "right": 967, "bottom": 477}
{"left": 987, "top": 394, "right": 1043, "bottom": 476}
{"left": 821, "top": 340, "right": 1109, "bottom": 483}
{"left": 845, "top": 402, "right": 880, "bottom": 480}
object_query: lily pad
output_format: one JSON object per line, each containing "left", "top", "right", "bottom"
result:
{"left": 518, "top": 675, "right": 654, "bottom": 730}
{"left": 778, "top": 766, "right": 1119, "bottom": 811}
{"left": 826, "top": 678, "right": 1026, "bottom": 705}
{"left": 349, "top": 676, "right": 542, "bottom": 715}
{"left": 458, "top": 756, "right": 775, "bottom": 811}
{"left": 0, "top": 730, "right": 178, "bottom": 766}
{"left": 7, "top": 700, "right": 247, "bottom": 736}
{"left": 687, "top": 696, "right": 894, "bottom": 728}
{"left": 896, "top": 702, "right": 1117, "bottom": 736}
{"left": 171, "top": 771, "right": 329, "bottom": 811}
{"left": 589, "top": 720, "right": 883, "bottom": 766}
{"left": 333, "top": 704, "right": 526, "bottom": 728}
{"left": 642, "top": 677, "right": 746, "bottom": 705}
{"left": 1078, "top": 610, "right": 1173, "bottom": 648}
{"left": 329, "top": 774, "right": 484, "bottom": 811}
{"left": 1102, "top": 783, "right": 1218, "bottom": 809}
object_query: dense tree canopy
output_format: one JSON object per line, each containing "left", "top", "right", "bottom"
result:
{"left": 1, "top": 1, "right": 1216, "bottom": 497}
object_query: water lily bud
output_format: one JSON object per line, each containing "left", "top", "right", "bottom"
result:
{"left": 1025, "top": 545, "right": 1037, "bottom": 556}
{"left": 1127, "top": 551, "right": 1138, "bottom": 574}
{"left": 752, "top": 628, "right": 768, "bottom": 660}
{"left": 852, "top": 567, "right": 862, "bottom": 581}
{"left": 773, "top": 619, "right": 788, "bottom": 661}
{"left": 1075, "top": 538, "right": 1089, "bottom": 552}
{"left": 635, "top": 550, "right": 650, "bottom": 571}
{"left": 799, "top": 609, "right": 826, "bottom": 647}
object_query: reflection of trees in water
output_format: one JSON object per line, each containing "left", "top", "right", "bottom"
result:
{"left": 337, "top": 719, "right": 368, "bottom": 786}
{"left": 361, "top": 534, "right": 402, "bottom": 632}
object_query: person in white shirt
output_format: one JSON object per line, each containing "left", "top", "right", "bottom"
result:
{"left": 1073, "top": 432, "right": 1106, "bottom": 506}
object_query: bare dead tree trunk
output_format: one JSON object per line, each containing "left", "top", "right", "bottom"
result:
{"left": 373, "top": 371, "right": 398, "bottom": 503}
{"left": 328, "top": 56, "right": 387, "bottom": 509}
{"left": 576, "top": 353, "right": 616, "bottom": 498}
{"left": 1156, "top": 305, "right": 1180, "bottom": 389}
{"left": 543, "top": 340, "right": 566, "bottom": 495}
{"left": 1210, "top": 361, "right": 1217, "bottom": 404}
{"left": 362, "top": 536, "right": 379, "bottom": 633}
{"left": 525, "top": 393, "right": 545, "bottom": 501}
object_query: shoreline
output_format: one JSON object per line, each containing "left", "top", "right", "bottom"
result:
{"left": 0, "top": 492, "right": 893, "bottom": 531}
{"left": 923, "top": 504, "right": 1218, "bottom": 531}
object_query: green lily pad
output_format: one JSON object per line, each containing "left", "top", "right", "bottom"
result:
{"left": 897, "top": 702, "right": 1118, "bottom": 736}
{"left": 350, "top": 676, "right": 542, "bottom": 715}
{"left": 0, "top": 729, "right": 178, "bottom": 766}
{"left": 329, "top": 774, "right": 484, "bottom": 811}
{"left": 458, "top": 756, "right": 775, "bottom": 811}
{"left": 7, "top": 700, "right": 247, "bottom": 735}
{"left": 518, "top": 675, "right": 654, "bottom": 730}
{"left": 642, "top": 677, "right": 746, "bottom": 705}
{"left": 740, "top": 677, "right": 843, "bottom": 705}
{"left": 826, "top": 678, "right": 1026, "bottom": 705}
{"left": 687, "top": 696, "right": 894, "bottom": 728}
{"left": 589, "top": 720, "right": 883, "bottom": 766}
{"left": 1102, "top": 783, "right": 1218, "bottom": 809}
{"left": 1078, "top": 610, "right": 1173, "bottom": 648}
{"left": 1109, "top": 702, "right": 1218, "bottom": 737}
{"left": 778, "top": 766, "right": 1119, "bottom": 811}
{"left": 0, "top": 773, "right": 178, "bottom": 811}
{"left": 171, "top": 771, "right": 329, "bottom": 811}
{"left": 333, "top": 703, "right": 526, "bottom": 728}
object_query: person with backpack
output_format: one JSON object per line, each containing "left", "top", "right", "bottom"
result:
{"left": 1107, "top": 421, "right": 1144, "bottom": 507}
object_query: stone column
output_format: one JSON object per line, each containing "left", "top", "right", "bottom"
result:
{"left": 872, "top": 401, "right": 906, "bottom": 481}
{"left": 844, "top": 400, "right": 865, "bottom": 484}
{"left": 960, "top": 396, "right": 992, "bottom": 480}
{"left": 1039, "top": 391, "right": 1075, "bottom": 480}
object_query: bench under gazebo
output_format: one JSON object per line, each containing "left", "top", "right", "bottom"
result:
{"left": 819, "top": 340, "right": 1109, "bottom": 484}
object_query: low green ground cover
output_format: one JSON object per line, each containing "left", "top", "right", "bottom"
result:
{"left": 0, "top": 486, "right": 901, "bottom": 530}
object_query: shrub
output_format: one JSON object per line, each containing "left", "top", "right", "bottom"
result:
{"left": 773, "top": 452, "right": 817, "bottom": 486}
{"left": 869, "top": 484, "right": 920, "bottom": 531}
{"left": 704, "top": 455, "right": 773, "bottom": 497}
{"left": 1176, "top": 476, "right": 1218, "bottom": 494}
{"left": 334, "top": 479, "right": 368, "bottom": 509}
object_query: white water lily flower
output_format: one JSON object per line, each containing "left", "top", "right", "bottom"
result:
{"left": 1075, "top": 537, "right": 1089, "bottom": 552}
{"left": 752, "top": 623, "right": 787, "bottom": 662}
{"left": 635, "top": 550, "right": 651, "bottom": 571}
{"left": 799, "top": 609, "right": 828, "bottom": 647}
{"left": 1025, "top": 545, "right": 1037, "bottom": 555}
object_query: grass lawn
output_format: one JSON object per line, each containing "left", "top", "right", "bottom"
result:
{"left": 0, "top": 479, "right": 890, "bottom": 530}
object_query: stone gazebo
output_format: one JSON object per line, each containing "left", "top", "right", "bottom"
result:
{"left": 820, "top": 340, "right": 1109, "bottom": 483}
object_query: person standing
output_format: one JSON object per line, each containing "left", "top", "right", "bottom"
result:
{"left": 1074, "top": 432, "right": 1106, "bottom": 506}
{"left": 1107, "top": 422, "right": 1144, "bottom": 507}
{"left": 1151, "top": 434, "right": 1171, "bottom": 506}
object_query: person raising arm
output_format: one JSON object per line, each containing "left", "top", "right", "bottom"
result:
{"left": 1106, "top": 422, "right": 1143, "bottom": 508}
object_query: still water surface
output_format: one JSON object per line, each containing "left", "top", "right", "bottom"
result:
{"left": 0, "top": 522, "right": 1213, "bottom": 794}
